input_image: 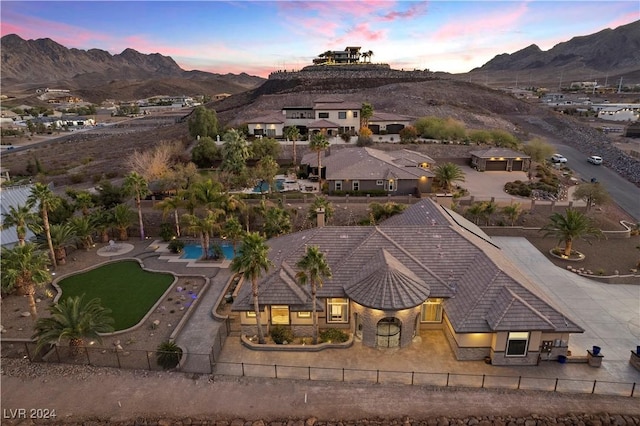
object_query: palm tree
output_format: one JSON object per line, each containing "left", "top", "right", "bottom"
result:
{"left": 28, "top": 183, "right": 61, "bottom": 268}
{"left": 501, "top": 203, "right": 522, "bottom": 226}
{"left": 91, "top": 209, "right": 114, "bottom": 243}
{"left": 322, "top": 50, "right": 333, "bottom": 64}
{"left": 307, "top": 196, "right": 335, "bottom": 225}
{"left": 69, "top": 215, "right": 96, "bottom": 250}
{"left": 262, "top": 207, "right": 292, "bottom": 238}
{"left": 296, "top": 246, "right": 332, "bottom": 344}
{"left": 284, "top": 125, "right": 301, "bottom": 165}
{"left": 541, "top": 208, "right": 604, "bottom": 257}
{"left": 1, "top": 202, "right": 39, "bottom": 246}
{"left": 221, "top": 193, "right": 249, "bottom": 232}
{"left": 155, "top": 196, "right": 183, "bottom": 237}
{"left": 112, "top": 204, "right": 135, "bottom": 241}
{"left": 465, "top": 202, "right": 484, "bottom": 225}
{"left": 73, "top": 191, "right": 95, "bottom": 216}
{"left": 123, "top": 172, "right": 150, "bottom": 240}
{"left": 230, "top": 232, "right": 273, "bottom": 344}
{"left": 32, "top": 295, "right": 114, "bottom": 356}
{"left": 309, "top": 132, "right": 330, "bottom": 187}
{"left": 222, "top": 216, "right": 244, "bottom": 255}
{"left": 1, "top": 243, "right": 51, "bottom": 319}
{"left": 182, "top": 210, "right": 222, "bottom": 259}
{"left": 360, "top": 102, "right": 374, "bottom": 129}
{"left": 369, "top": 202, "right": 406, "bottom": 223}
{"left": 434, "top": 162, "right": 465, "bottom": 193}
{"left": 46, "top": 223, "right": 79, "bottom": 265}
{"left": 481, "top": 200, "right": 498, "bottom": 226}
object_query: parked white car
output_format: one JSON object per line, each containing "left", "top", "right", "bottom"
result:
{"left": 551, "top": 154, "right": 568, "bottom": 163}
{"left": 588, "top": 155, "right": 603, "bottom": 165}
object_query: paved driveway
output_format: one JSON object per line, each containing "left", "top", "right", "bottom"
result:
{"left": 493, "top": 236, "right": 640, "bottom": 382}
{"left": 460, "top": 166, "right": 528, "bottom": 201}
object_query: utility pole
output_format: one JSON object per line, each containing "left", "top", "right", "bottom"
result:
{"left": 617, "top": 77, "right": 623, "bottom": 94}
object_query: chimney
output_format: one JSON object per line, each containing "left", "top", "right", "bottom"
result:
{"left": 316, "top": 207, "right": 325, "bottom": 227}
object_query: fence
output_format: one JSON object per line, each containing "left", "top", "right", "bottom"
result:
{"left": 2, "top": 341, "right": 636, "bottom": 398}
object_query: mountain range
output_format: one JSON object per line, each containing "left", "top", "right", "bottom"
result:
{"left": 1, "top": 20, "right": 639, "bottom": 103}
{"left": 0, "top": 34, "right": 265, "bottom": 102}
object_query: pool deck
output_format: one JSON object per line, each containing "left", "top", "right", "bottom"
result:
{"left": 152, "top": 240, "right": 232, "bottom": 268}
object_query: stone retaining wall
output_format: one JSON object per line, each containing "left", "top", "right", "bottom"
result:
{"left": 269, "top": 65, "right": 435, "bottom": 81}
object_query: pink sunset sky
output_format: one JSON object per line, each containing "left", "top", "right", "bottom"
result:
{"left": 1, "top": 1, "right": 638, "bottom": 77}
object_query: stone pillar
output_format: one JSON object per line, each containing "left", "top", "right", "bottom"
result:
{"left": 587, "top": 350, "right": 603, "bottom": 367}
{"left": 316, "top": 207, "right": 325, "bottom": 227}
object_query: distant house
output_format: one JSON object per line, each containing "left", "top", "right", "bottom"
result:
{"left": 312, "top": 46, "right": 362, "bottom": 65}
{"left": 596, "top": 106, "right": 639, "bottom": 122}
{"left": 246, "top": 113, "right": 286, "bottom": 138}
{"left": 368, "top": 112, "right": 412, "bottom": 135}
{"left": 231, "top": 199, "right": 582, "bottom": 365}
{"left": 469, "top": 148, "right": 530, "bottom": 172}
{"left": 247, "top": 97, "right": 411, "bottom": 139}
{"left": 301, "top": 147, "right": 435, "bottom": 195}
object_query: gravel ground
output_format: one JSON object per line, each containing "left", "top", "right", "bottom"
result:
{"left": 2, "top": 358, "right": 639, "bottom": 424}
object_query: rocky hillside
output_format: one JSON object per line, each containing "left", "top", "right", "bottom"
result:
{"left": 0, "top": 34, "right": 265, "bottom": 101}
{"left": 477, "top": 20, "right": 640, "bottom": 73}
{"left": 464, "top": 20, "right": 640, "bottom": 87}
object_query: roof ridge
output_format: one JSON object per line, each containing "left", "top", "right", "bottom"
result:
{"left": 501, "top": 287, "right": 556, "bottom": 328}
{"left": 457, "top": 267, "right": 502, "bottom": 329}
{"left": 374, "top": 226, "right": 453, "bottom": 289}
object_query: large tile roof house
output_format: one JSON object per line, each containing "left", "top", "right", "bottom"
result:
{"left": 231, "top": 199, "right": 583, "bottom": 366}
{"left": 301, "top": 147, "right": 435, "bottom": 195}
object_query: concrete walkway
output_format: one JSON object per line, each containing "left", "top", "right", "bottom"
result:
{"left": 175, "top": 268, "right": 231, "bottom": 373}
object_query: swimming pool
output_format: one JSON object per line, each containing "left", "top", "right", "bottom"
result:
{"left": 180, "top": 243, "right": 235, "bottom": 260}
{"left": 252, "top": 179, "right": 285, "bottom": 193}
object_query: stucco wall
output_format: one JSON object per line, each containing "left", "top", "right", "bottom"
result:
{"left": 351, "top": 303, "right": 421, "bottom": 348}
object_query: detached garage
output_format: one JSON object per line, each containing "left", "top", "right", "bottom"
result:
{"left": 470, "top": 148, "right": 530, "bottom": 172}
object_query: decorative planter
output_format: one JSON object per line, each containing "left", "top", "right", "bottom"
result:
{"left": 549, "top": 248, "right": 585, "bottom": 262}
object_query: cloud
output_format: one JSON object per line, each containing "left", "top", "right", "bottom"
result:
{"left": 334, "top": 23, "right": 387, "bottom": 45}
{"left": 379, "top": 2, "right": 428, "bottom": 21}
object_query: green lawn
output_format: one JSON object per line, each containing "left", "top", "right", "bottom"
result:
{"left": 58, "top": 260, "right": 174, "bottom": 330}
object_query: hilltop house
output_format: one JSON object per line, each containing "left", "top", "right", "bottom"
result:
{"left": 231, "top": 199, "right": 582, "bottom": 366}
{"left": 312, "top": 47, "right": 362, "bottom": 65}
{"left": 301, "top": 147, "right": 435, "bottom": 196}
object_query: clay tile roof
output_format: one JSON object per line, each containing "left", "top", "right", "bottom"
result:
{"left": 345, "top": 248, "right": 431, "bottom": 309}
{"left": 486, "top": 287, "right": 556, "bottom": 331}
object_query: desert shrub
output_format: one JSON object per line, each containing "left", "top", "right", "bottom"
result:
{"left": 270, "top": 325, "right": 294, "bottom": 344}
{"left": 69, "top": 173, "right": 86, "bottom": 184}
{"left": 319, "top": 328, "right": 349, "bottom": 343}
{"left": 167, "top": 239, "right": 184, "bottom": 254}
{"left": 156, "top": 341, "right": 182, "bottom": 369}
{"left": 504, "top": 181, "right": 532, "bottom": 197}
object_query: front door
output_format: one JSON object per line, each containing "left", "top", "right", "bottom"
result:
{"left": 376, "top": 317, "right": 401, "bottom": 348}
